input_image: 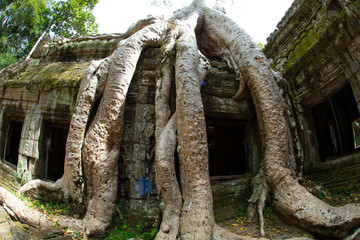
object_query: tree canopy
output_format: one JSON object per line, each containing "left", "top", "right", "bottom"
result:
{"left": 0, "top": 0, "right": 98, "bottom": 69}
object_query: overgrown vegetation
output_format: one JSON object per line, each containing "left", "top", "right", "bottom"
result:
{"left": 257, "top": 42, "right": 265, "bottom": 50}
{"left": 16, "top": 195, "right": 85, "bottom": 239}
{"left": 94, "top": 203, "right": 159, "bottom": 240}
{"left": 104, "top": 222, "right": 158, "bottom": 240}
{"left": 0, "top": 0, "right": 99, "bottom": 69}
{"left": 27, "top": 195, "right": 75, "bottom": 216}
{"left": 224, "top": 175, "right": 360, "bottom": 239}
{"left": 24, "top": 198, "right": 159, "bottom": 239}
{"left": 302, "top": 176, "right": 360, "bottom": 206}
{"left": 226, "top": 205, "right": 313, "bottom": 239}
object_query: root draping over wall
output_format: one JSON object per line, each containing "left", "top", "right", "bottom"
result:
{"left": 1, "top": 0, "right": 360, "bottom": 239}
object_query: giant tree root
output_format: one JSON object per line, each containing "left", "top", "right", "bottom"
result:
{"left": 201, "top": 5, "right": 360, "bottom": 238}
{"left": 16, "top": 16, "right": 164, "bottom": 209}
{"left": 0, "top": 187, "right": 84, "bottom": 232}
{"left": 155, "top": 113, "right": 182, "bottom": 239}
{"left": 18, "top": 57, "right": 112, "bottom": 208}
{"left": 247, "top": 168, "right": 269, "bottom": 237}
{"left": 273, "top": 175, "right": 360, "bottom": 238}
{"left": 81, "top": 20, "right": 170, "bottom": 236}
{"left": 4, "top": 0, "right": 360, "bottom": 238}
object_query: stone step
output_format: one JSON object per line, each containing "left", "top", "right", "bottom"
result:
{"left": 307, "top": 152, "right": 360, "bottom": 192}
{"left": 0, "top": 164, "right": 20, "bottom": 194}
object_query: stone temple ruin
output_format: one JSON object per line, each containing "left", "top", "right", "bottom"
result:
{"left": 0, "top": 0, "right": 359, "bottom": 227}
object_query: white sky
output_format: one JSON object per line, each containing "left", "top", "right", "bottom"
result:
{"left": 93, "top": 0, "right": 294, "bottom": 44}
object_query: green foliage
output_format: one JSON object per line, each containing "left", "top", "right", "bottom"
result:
{"left": 151, "top": 0, "right": 173, "bottom": 7}
{"left": 49, "top": 0, "right": 98, "bottom": 38}
{"left": 117, "top": 202, "right": 129, "bottom": 220}
{"left": 264, "top": 206, "right": 275, "bottom": 224}
{"left": 105, "top": 222, "right": 158, "bottom": 240}
{"left": 97, "top": 202, "right": 158, "bottom": 239}
{"left": 257, "top": 42, "right": 265, "bottom": 50}
{"left": 151, "top": 0, "right": 230, "bottom": 7}
{"left": 0, "top": 0, "right": 48, "bottom": 60}
{"left": 0, "top": 52, "right": 18, "bottom": 69}
{"left": 28, "top": 195, "right": 75, "bottom": 216}
{"left": 0, "top": 0, "right": 98, "bottom": 69}
{"left": 236, "top": 203, "right": 248, "bottom": 218}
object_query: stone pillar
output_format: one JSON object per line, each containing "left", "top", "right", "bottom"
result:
{"left": 126, "top": 48, "right": 160, "bottom": 227}
{"left": 17, "top": 105, "right": 44, "bottom": 183}
{"left": 350, "top": 76, "right": 360, "bottom": 113}
{"left": 344, "top": 31, "right": 360, "bottom": 113}
{"left": 0, "top": 108, "right": 6, "bottom": 162}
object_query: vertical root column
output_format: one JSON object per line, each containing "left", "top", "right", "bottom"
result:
{"left": 17, "top": 58, "right": 111, "bottom": 208}
{"left": 82, "top": 45, "right": 135, "bottom": 236}
{"left": 203, "top": 7, "right": 360, "bottom": 238}
{"left": 246, "top": 168, "right": 269, "bottom": 237}
{"left": 81, "top": 21, "right": 169, "bottom": 236}
{"left": 175, "top": 27, "right": 214, "bottom": 239}
{"left": 155, "top": 113, "right": 182, "bottom": 239}
{"left": 154, "top": 50, "right": 183, "bottom": 239}
{"left": 63, "top": 57, "right": 112, "bottom": 207}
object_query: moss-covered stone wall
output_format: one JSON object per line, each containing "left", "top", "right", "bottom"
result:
{"left": 32, "top": 34, "right": 122, "bottom": 63}
{"left": 5, "top": 0, "right": 359, "bottom": 224}
{"left": 265, "top": 0, "right": 360, "bottom": 109}
{"left": 264, "top": 0, "right": 360, "bottom": 175}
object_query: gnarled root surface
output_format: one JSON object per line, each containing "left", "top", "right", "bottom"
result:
{"left": 246, "top": 168, "right": 269, "bottom": 238}
{"left": 3, "top": 1, "right": 360, "bottom": 239}
{"left": 200, "top": 5, "right": 360, "bottom": 239}
{"left": 14, "top": 20, "right": 170, "bottom": 237}
{"left": 18, "top": 57, "right": 112, "bottom": 207}
{"left": 0, "top": 187, "right": 84, "bottom": 232}
{"left": 155, "top": 113, "right": 182, "bottom": 239}
{"left": 80, "top": 20, "right": 169, "bottom": 236}
{"left": 273, "top": 175, "right": 360, "bottom": 238}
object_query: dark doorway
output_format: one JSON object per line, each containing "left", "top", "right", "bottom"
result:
{"left": 3, "top": 120, "right": 23, "bottom": 167}
{"left": 207, "top": 119, "right": 248, "bottom": 177}
{"left": 311, "top": 85, "right": 359, "bottom": 161}
{"left": 44, "top": 123, "right": 68, "bottom": 181}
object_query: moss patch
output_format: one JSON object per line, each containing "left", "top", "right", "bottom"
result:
{"left": 3, "top": 61, "right": 90, "bottom": 91}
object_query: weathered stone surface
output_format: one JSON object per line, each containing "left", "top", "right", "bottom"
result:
{"left": 211, "top": 175, "right": 252, "bottom": 221}
{"left": 0, "top": 1, "right": 359, "bottom": 236}
{"left": 1, "top": 61, "right": 88, "bottom": 91}
{"left": 265, "top": 0, "right": 360, "bottom": 109}
{"left": 307, "top": 152, "right": 360, "bottom": 192}
{"left": 32, "top": 227, "right": 63, "bottom": 239}
{"left": 202, "top": 94, "right": 253, "bottom": 119}
{"left": 0, "top": 205, "right": 70, "bottom": 240}
{"left": 0, "top": 222, "right": 13, "bottom": 240}
{"left": 264, "top": 0, "right": 360, "bottom": 173}
{"left": 2, "top": 87, "right": 39, "bottom": 102}
{"left": 33, "top": 34, "right": 122, "bottom": 63}
{"left": 0, "top": 164, "right": 20, "bottom": 193}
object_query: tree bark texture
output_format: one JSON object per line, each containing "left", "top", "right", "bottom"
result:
{"left": 80, "top": 21, "right": 169, "bottom": 236}
{"left": 0, "top": 187, "right": 84, "bottom": 232}
{"left": 2, "top": 1, "right": 360, "bottom": 239}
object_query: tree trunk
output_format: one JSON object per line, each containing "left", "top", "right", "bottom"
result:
{"left": 175, "top": 24, "right": 215, "bottom": 239}
{"left": 2, "top": 1, "right": 360, "bottom": 239}
{"left": 0, "top": 187, "right": 84, "bottom": 232}
{"left": 201, "top": 6, "right": 360, "bottom": 239}
{"left": 81, "top": 20, "right": 169, "bottom": 236}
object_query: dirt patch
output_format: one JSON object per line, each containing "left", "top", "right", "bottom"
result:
{"left": 218, "top": 177, "right": 360, "bottom": 239}
{"left": 218, "top": 208, "right": 314, "bottom": 239}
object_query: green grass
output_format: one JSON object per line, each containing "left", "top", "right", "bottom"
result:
{"left": 29, "top": 195, "right": 75, "bottom": 216}
{"left": 104, "top": 222, "right": 158, "bottom": 240}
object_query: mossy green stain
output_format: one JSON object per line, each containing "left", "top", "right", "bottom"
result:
{"left": 4, "top": 62, "right": 89, "bottom": 91}
{"left": 283, "top": 3, "right": 351, "bottom": 73}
